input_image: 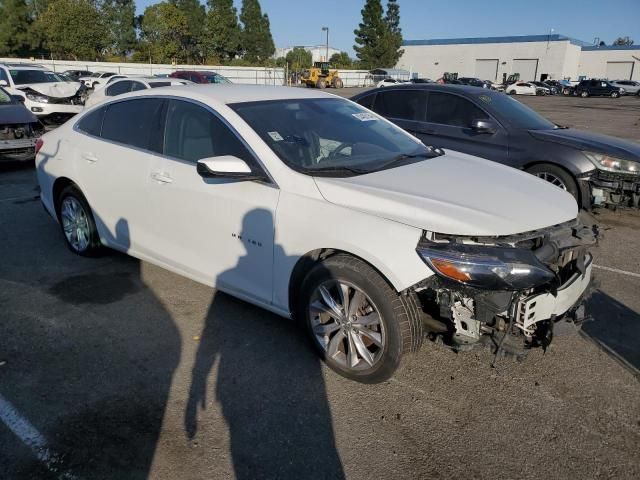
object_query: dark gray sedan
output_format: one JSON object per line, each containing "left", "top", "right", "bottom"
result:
{"left": 352, "top": 84, "right": 640, "bottom": 208}
{"left": 0, "top": 86, "right": 44, "bottom": 161}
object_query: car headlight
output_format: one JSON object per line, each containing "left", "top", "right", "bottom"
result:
{"left": 25, "top": 93, "right": 49, "bottom": 103}
{"left": 620, "top": 88, "right": 626, "bottom": 93}
{"left": 417, "top": 242, "right": 555, "bottom": 290}
{"left": 583, "top": 151, "right": 640, "bottom": 175}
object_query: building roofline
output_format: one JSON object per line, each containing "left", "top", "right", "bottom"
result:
{"left": 403, "top": 34, "right": 591, "bottom": 48}
{"left": 581, "top": 45, "right": 640, "bottom": 51}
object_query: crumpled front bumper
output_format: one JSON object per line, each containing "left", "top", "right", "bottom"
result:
{"left": 588, "top": 170, "right": 640, "bottom": 207}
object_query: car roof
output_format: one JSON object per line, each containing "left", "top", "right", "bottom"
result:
{"left": 122, "top": 84, "right": 333, "bottom": 104}
{"left": 174, "top": 70, "right": 221, "bottom": 75}
{"left": 352, "top": 83, "right": 504, "bottom": 98}
{"left": 110, "top": 76, "right": 189, "bottom": 84}
{"left": 3, "top": 65, "right": 49, "bottom": 71}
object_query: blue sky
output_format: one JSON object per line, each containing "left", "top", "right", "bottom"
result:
{"left": 135, "top": 0, "right": 640, "bottom": 55}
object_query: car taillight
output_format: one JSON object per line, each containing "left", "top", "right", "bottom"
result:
{"left": 35, "top": 138, "right": 44, "bottom": 154}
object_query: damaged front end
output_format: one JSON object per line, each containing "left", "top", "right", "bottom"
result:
{"left": 19, "top": 84, "right": 86, "bottom": 125}
{"left": 0, "top": 121, "right": 44, "bottom": 161}
{"left": 582, "top": 152, "right": 640, "bottom": 208}
{"left": 412, "top": 220, "right": 598, "bottom": 359}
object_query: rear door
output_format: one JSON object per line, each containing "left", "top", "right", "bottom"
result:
{"left": 370, "top": 89, "right": 427, "bottom": 135}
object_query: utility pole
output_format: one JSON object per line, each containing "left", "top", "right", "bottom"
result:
{"left": 322, "top": 27, "right": 329, "bottom": 62}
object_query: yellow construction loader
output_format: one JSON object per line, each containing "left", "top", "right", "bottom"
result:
{"left": 301, "top": 62, "right": 344, "bottom": 88}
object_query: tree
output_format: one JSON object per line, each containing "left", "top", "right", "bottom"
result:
{"left": 170, "top": 0, "right": 205, "bottom": 62}
{"left": 613, "top": 36, "right": 634, "bottom": 46}
{"left": 0, "top": 0, "right": 34, "bottom": 56}
{"left": 139, "top": 1, "right": 189, "bottom": 63}
{"left": 202, "top": 0, "right": 242, "bottom": 63}
{"left": 353, "top": 0, "right": 387, "bottom": 69}
{"left": 329, "top": 51, "right": 354, "bottom": 69}
{"left": 382, "top": 0, "right": 403, "bottom": 66}
{"left": 239, "top": 0, "right": 275, "bottom": 64}
{"left": 35, "top": 0, "right": 107, "bottom": 60}
{"left": 285, "top": 46, "right": 312, "bottom": 71}
{"left": 100, "top": 0, "right": 137, "bottom": 57}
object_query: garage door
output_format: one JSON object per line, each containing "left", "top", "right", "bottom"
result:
{"left": 475, "top": 59, "right": 499, "bottom": 81}
{"left": 512, "top": 59, "right": 539, "bottom": 81}
{"left": 606, "top": 62, "right": 634, "bottom": 80}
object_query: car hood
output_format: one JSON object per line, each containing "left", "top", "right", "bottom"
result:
{"left": 530, "top": 129, "right": 640, "bottom": 160}
{"left": 17, "top": 82, "right": 82, "bottom": 98}
{"left": 313, "top": 151, "right": 578, "bottom": 236}
{"left": 0, "top": 103, "right": 38, "bottom": 124}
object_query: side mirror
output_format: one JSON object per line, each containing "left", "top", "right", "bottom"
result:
{"left": 196, "top": 155, "right": 265, "bottom": 181}
{"left": 0, "top": 79, "right": 7, "bottom": 87}
{"left": 471, "top": 119, "right": 498, "bottom": 134}
{"left": 12, "top": 94, "right": 25, "bottom": 103}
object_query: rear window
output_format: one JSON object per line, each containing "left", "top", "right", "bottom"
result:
{"left": 77, "top": 107, "right": 106, "bottom": 137}
{"left": 101, "top": 98, "right": 165, "bottom": 152}
{"left": 149, "top": 82, "right": 171, "bottom": 88}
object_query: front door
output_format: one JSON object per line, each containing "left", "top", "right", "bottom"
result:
{"left": 147, "top": 99, "right": 279, "bottom": 303}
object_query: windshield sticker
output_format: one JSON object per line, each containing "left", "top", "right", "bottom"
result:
{"left": 352, "top": 112, "right": 378, "bottom": 122}
{"left": 478, "top": 95, "right": 492, "bottom": 103}
{"left": 267, "top": 131, "right": 284, "bottom": 142}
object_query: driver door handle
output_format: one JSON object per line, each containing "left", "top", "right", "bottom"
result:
{"left": 151, "top": 172, "right": 173, "bottom": 184}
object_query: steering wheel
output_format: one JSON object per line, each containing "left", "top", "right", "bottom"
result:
{"left": 326, "top": 142, "right": 353, "bottom": 160}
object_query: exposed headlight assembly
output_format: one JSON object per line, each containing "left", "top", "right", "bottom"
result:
{"left": 25, "top": 93, "right": 50, "bottom": 104}
{"left": 417, "top": 242, "right": 555, "bottom": 290}
{"left": 583, "top": 151, "right": 640, "bottom": 175}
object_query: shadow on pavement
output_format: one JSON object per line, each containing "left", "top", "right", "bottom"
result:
{"left": 583, "top": 290, "right": 640, "bottom": 376}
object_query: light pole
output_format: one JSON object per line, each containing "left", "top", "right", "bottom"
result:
{"left": 322, "top": 27, "right": 329, "bottom": 62}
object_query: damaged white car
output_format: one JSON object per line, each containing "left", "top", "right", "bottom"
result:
{"left": 0, "top": 64, "right": 85, "bottom": 125}
{"left": 36, "top": 86, "right": 598, "bottom": 383}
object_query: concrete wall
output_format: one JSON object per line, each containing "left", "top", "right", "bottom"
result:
{"left": 579, "top": 49, "right": 640, "bottom": 80}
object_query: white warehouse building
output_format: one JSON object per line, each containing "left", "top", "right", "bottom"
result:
{"left": 396, "top": 34, "right": 640, "bottom": 82}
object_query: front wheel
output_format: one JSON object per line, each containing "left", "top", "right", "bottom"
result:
{"left": 611, "top": 91, "right": 620, "bottom": 98}
{"left": 526, "top": 164, "right": 580, "bottom": 204}
{"left": 580, "top": 90, "right": 589, "bottom": 98}
{"left": 299, "top": 254, "right": 423, "bottom": 383}
{"left": 56, "top": 184, "right": 102, "bottom": 256}
{"left": 508, "top": 89, "right": 516, "bottom": 95}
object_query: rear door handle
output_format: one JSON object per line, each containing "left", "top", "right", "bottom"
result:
{"left": 81, "top": 152, "right": 98, "bottom": 163}
{"left": 151, "top": 172, "right": 173, "bottom": 184}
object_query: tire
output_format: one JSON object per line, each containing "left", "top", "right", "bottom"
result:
{"left": 316, "top": 78, "right": 326, "bottom": 89}
{"left": 580, "top": 90, "right": 589, "bottom": 98}
{"left": 611, "top": 91, "right": 620, "bottom": 98}
{"left": 562, "top": 88, "right": 571, "bottom": 96}
{"left": 298, "top": 254, "right": 423, "bottom": 383}
{"left": 332, "top": 77, "right": 344, "bottom": 88}
{"left": 526, "top": 164, "right": 580, "bottom": 204}
{"left": 56, "top": 184, "right": 102, "bottom": 256}
{"left": 508, "top": 89, "right": 516, "bottom": 95}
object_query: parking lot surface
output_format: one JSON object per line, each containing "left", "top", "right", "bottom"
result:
{"left": 1, "top": 94, "right": 639, "bottom": 479}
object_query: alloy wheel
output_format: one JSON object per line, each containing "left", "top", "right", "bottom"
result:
{"left": 535, "top": 172, "right": 568, "bottom": 190}
{"left": 309, "top": 280, "right": 385, "bottom": 371}
{"left": 60, "top": 196, "right": 91, "bottom": 252}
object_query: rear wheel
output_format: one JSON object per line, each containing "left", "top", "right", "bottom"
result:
{"left": 299, "top": 254, "right": 422, "bottom": 383}
{"left": 56, "top": 185, "right": 102, "bottom": 256}
{"left": 526, "top": 164, "right": 579, "bottom": 203}
{"left": 332, "top": 77, "right": 344, "bottom": 88}
{"left": 508, "top": 89, "right": 516, "bottom": 95}
{"left": 611, "top": 91, "right": 620, "bottom": 98}
{"left": 580, "top": 90, "right": 589, "bottom": 98}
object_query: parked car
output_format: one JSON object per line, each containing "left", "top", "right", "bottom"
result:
{"left": 61, "top": 70, "right": 93, "bottom": 82}
{"left": 84, "top": 77, "right": 192, "bottom": 107}
{"left": 376, "top": 78, "right": 407, "bottom": 88}
{"left": 0, "top": 86, "right": 44, "bottom": 161}
{"left": 169, "top": 70, "right": 232, "bottom": 84}
{"left": 0, "top": 64, "right": 85, "bottom": 125}
{"left": 79, "top": 72, "right": 118, "bottom": 89}
{"left": 506, "top": 82, "right": 537, "bottom": 95}
{"left": 610, "top": 80, "right": 640, "bottom": 96}
{"left": 575, "top": 79, "right": 623, "bottom": 98}
{"left": 531, "top": 81, "right": 555, "bottom": 95}
{"left": 352, "top": 84, "right": 640, "bottom": 208}
{"left": 458, "top": 77, "right": 490, "bottom": 88}
{"left": 36, "top": 85, "right": 596, "bottom": 382}
{"left": 409, "top": 78, "right": 433, "bottom": 84}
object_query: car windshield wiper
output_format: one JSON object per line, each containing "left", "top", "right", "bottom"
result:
{"left": 371, "top": 149, "right": 443, "bottom": 172}
{"left": 307, "top": 165, "right": 369, "bottom": 176}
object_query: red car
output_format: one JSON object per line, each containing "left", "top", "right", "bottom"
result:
{"left": 169, "top": 71, "right": 232, "bottom": 84}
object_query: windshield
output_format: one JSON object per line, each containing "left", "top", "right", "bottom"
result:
{"left": 10, "top": 69, "right": 65, "bottom": 85}
{"left": 204, "top": 74, "right": 231, "bottom": 84}
{"left": 231, "top": 98, "right": 435, "bottom": 176}
{"left": 475, "top": 93, "right": 556, "bottom": 130}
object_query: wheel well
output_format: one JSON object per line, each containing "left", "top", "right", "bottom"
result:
{"left": 287, "top": 248, "right": 397, "bottom": 315}
{"left": 51, "top": 177, "right": 76, "bottom": 219}
{"left": 523, "top": 161, "right": 584, "bottom": 208}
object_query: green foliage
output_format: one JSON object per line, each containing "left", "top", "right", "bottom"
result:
{"left": 612, "top": 36, "right": 634, "bottom": 46}
{"left": 0, "top": 0, "right": 34, "bottom": 56}
{"left": 139, "top": 1, "right": 189, "bottom": 63}
{"left": 353, "top": 0, "right": 404, "bottom": 69}
{"left": 34, "top": 0, "right": 107, "bottom": 60}
{"left": 329, "top": 51, "right": 354, "bottom": 69}
{"left": 285, "top": 47, "right": 312, "bottom": 71}
{"left": 202, "top": 0, "right": 242, "bottom": 63}
{"left": 100, "top": 0, "right": 137, "bottom": 57}
{"left": 170, "top": 0, "right": 205, "bottom": 62}
{"left": 240, "top": 0, "right": 275, "bottom": 64}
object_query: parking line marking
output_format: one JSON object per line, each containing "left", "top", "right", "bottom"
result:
{"left": 0, "top": 393, "right": 78, "bottom": 480}
{"left": 593, "top": 264, "right": 640, "bottom": 279}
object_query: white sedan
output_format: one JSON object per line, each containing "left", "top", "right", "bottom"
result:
{"left": 78, "top": 71, "right": 118, "bottom": 89}
{"left": 36, "top": 85, "right": 595, "bottom": 382}
{"left": 376, "top": 78, "right": 408, "bottom": 88}
{"left": 506, "top": 82, "right": 537, "bottom": 95}
{"left": 84, "top": 77, "right": 191, "bottom": 107}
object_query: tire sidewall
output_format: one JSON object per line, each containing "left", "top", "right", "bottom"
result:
{"left": 526, "top": 164, "right": 580, "bottom": 203}
{"left": 298, "top": 258, "right": 403, "bottom": 383}
{"left": 57, "top": 185, "right": 101, "bottom": 256}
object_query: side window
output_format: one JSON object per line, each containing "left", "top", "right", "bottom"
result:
{"left": 130, "top": 81, "right": 147, "bottom": 92}
{"left": 163, "top": 100, "right": 254, "bottom": 165}
{"left": 426, "top": 92, "right": 489, "bottom": 128}
{"left": 356, "top": 93, "right": 376, "bottom": 110}
{"left": 190, "top": 74, "right": 201, "bottom": 83}
{"left": 76, "top": 106, "right": 106, "bottom": 136}
{"left": 101, "top": 98, "right": 165, "bottom": 152}
{"left": 105, "top": 81, "right": 133, "bottom": 96}
{"left": 0, "top": 68, "right": 9, "bottom": 84}
{"left": 373, "top": 90, "right": 426, "bottom": 121}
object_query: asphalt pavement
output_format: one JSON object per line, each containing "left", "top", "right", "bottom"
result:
{"left": 1, "top": 93, "right": 639, "bottom": 480}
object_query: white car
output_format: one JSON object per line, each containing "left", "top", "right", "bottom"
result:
{"left": 35, "top": 85, "right": 596, "bottom": 382}
{"left": 610, "top": 80, "right": 640, "bottom": 95}
{"left": 79, "top": 71, "right": 118, "bottom": 89}
{"left": 84, "top": 77, "right": 192, "bottom": 108}
{"left": 506, "top": 82, "right": 537, "bottom": 96}
{"left": 0, "top": 64, "right": 84, "bottom": 124}
{"left": 376, "top": 78, "right": 408, "bottom": 88}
